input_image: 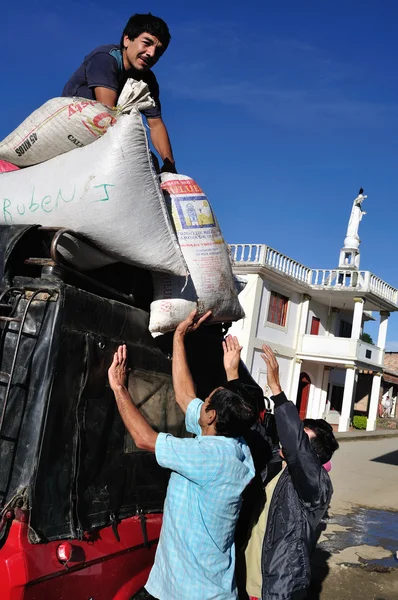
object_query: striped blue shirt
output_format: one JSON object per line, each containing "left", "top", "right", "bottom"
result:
{"left": 145, "top": 397, "right": 255, "bottom": 600}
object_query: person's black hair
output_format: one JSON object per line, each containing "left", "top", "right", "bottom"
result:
{"left": 120, "top": 13, "right": 171, "bottom": 51}
{"left": 224, "top": 380, "right": 263, "bottom": 418}
{"left": 303, "top": 418, "right": 339, "bottom": 464}
{"left": 206, "top": 387, "right": 257, "bottom": 438}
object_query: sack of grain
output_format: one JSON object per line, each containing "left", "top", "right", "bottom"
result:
{"left": 0, "top": 79, "right": 153, "bottom": 167}
{"left": 0, "top": 108, "right": 186, "bottom": 276}
{"left": 149, "top": 174, "right": 244, "bottom": 333}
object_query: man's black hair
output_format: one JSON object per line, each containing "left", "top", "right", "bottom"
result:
{"left": 120, "top": 13, "right": 171, "bottom": 51}
{"left": 303, "top": 418, "right": 339, "bottom": 464}
{"left": 224, "top": 380, "right": 263, "bottom": 418}
{"left": 206, "top": 387, "right": 257, "bottom": 438}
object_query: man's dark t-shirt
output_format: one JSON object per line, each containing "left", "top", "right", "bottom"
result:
{"left": 62, "top": 44, "right": 161, "bottom": 119}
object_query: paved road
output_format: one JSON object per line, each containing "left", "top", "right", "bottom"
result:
{"left": 309, "top": 437, "right": 398, "bottom": 600}
{"left": 330, "top": 437, "right": 398, "bottom": 510}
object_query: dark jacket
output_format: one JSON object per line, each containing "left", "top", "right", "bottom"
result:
{"left": 261, "top": 392, "right": 333, "bottom": 600}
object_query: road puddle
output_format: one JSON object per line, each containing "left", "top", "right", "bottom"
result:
{"left": 319, "top": 507, "right": 398, "bottom": 568}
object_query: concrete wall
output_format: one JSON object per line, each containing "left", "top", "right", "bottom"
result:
{"left": 251, "top": 348, "right": 292, "bottom": 395}
{"left": 306, "top": 300, "right": 329, "bottom": 335}
{"left": 229, "top": 274, "right": 261, "bottom": 363}
{"left": 255, "top": 279, "right": 301, "bottom": 347}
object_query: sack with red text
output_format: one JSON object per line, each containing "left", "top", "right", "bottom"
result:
{"left": 0, "top": 79, "right": 153, "bottom": 167}
{"left": 0, "top": 110, "right": 187, "bottom": 276}
{"left": 149, "top": 174, "right": 244, "bottom": 333}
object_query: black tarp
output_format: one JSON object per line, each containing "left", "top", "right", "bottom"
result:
{"left": 0, "top": 225, "right": 261, "bottom": 543}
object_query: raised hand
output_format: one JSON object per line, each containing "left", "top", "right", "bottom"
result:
{"left": 222, "top": 335, "right": 242, "bottom": 381}
{"left": 175, "top": 309, "right": 212, "bottom": 337}
{"left": 261, "top": 345, "right": 282, "bottom": 396}
{"left": 108, "top": 344, "right": 129, "bottom": 391}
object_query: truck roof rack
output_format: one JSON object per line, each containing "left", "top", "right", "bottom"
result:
{"left": 2, "top": 226, "right": 151, "bottom": 308}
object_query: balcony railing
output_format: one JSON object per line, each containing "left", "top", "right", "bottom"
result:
{"left": 230, "top": 243, "right": 398, "bottom": 308}
{"left": 369, "top": 274, "right": 398, "bottom": 305}
{"left": 310, "top": 269, "right": 369, "bottom": 289}
{"left": 230, "top": 244, "right": 311, "bottom": 284}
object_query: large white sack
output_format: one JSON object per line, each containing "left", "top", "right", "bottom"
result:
{"left": 0, "top": 109, "right": 186, "bottom": 276}
{"left": 149, "top": 174, "right": 244, "bottom": 333}
{"left": 0, "top": 79, "right": 152, "bottom": 167}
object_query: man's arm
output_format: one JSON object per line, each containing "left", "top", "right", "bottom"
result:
{"left": 94, "top": 87, "right": 117, "bottom": 108}
{"left": 108, "top": 345, "right": 158, "bottom": 452}
{"left": 172, "top": 310, "right": 212, "bottom": 413}
{"left": 85, "top": 53, "right": 119, "bottom": 107}
{"left": 261, "top": 345, "right": 323, "bottom": 504}
{"left": 222, "top": 335, "right": 242, "bottom": 381}
{"left": 147, "top": 117, "right": 176, "bottom": 172}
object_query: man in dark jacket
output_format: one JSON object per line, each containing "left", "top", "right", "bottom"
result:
{"left": 243, "top": 345, "right": 339, "bottom": 600}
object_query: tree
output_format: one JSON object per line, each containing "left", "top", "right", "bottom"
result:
{"left": 360, "top": 332, "right": 374, "bottom": 345}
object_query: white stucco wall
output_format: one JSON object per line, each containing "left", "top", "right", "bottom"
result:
{"left": 255, "top": 280, "right": 301, "bottom": 347}
{"left": 228, "top": 274, "right": 262, "bottom": 364}
{"left": 251, "top": 348, "right": 293, "bottom": 395}
{"left": 306, "top": 300, "right": 329, "bottom": 335}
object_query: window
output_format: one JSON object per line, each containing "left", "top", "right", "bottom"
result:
{"left": 310, "top": 317, "right": 321, "bottom": 335}
{"left": 267, "top": 292, "right": 288, "bottom": 327}
{"left": 339, "top": 320, "right": 352, "bottom": 338}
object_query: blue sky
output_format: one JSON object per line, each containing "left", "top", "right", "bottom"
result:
{"left": 2, "top": 1, "right": 398, "bottom": 346}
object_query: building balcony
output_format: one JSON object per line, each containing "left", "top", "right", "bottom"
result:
{"left": 230, "top": 244, "right": 312, "bottom": 284}
{"left": 230, "top": 243, "right": 398, "bottom": 311}
{"left": 297, "top": 334, "right": 384, "bottom": 367}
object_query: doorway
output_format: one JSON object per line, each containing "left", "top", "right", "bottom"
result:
{"left": 296, "top": 372, "right": 311, "bottom": 419}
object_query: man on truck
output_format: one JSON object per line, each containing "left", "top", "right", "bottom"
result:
{"left": 62, "top": 13, "right": 176, "bottom": 173}
{"left": 108, "top": 311, "right": 257, "bottom": 600}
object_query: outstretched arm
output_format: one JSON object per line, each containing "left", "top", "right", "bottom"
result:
{"left": 172, "top": 310, "right": 212, "bottom": 413}
{"left": 261, "top": 345, "right": 323, "bottom": 504}
{"left": 147, "top": 117, "right": 176, "bottom": 173}
{"left": 108, "top": 345, "right": 158, "bottom": 452}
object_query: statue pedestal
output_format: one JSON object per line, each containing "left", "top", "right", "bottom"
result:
{"left": 343, "top": 235, "right": 360, "bottom": 250}
{"left": 339, "top": 245, "right": 360, "bottom": 270}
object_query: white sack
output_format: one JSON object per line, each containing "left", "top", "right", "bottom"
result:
{"left": 0, "top": 79, "right": 152, "bottom": 167}
{"left": 149, "top": 174, "right": 244, "bottom": 333}
{"left": 0, "top": 109, "right": 186, "bottom": 276}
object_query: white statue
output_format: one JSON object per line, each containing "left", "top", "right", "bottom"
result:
{"left": 346, "top": 189, "right": 367, "bottom": 240}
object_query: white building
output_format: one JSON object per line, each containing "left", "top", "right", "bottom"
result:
{"left": 229, "top": 192, "right": 398, "bottom": 432}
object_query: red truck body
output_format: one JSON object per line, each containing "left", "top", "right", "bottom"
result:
{"left": 1, "top": 510, "right": 161, "bottom": 600}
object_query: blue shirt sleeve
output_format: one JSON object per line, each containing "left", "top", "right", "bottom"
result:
{"left": 155, "top": 432, "right": 219, "bottom": 485}
{"left": 185, "top": 398, "right": 203, "bottom": 436}
{"left": 86, "top": 52, "right": 119, "bottom": 92}
{"left": 141, "top": 71, "right": 162, "bottom": 119}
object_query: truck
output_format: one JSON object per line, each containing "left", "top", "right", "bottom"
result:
{"left": 0, "top": 223, "right": 256, "bottom": 599}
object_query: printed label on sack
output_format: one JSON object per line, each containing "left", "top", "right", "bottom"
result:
{"left": 173, "top": 195, "right": 216, "bottom": 231}
{"left": 161, "top": 179, "right": 203, "bottom": 196}
{"left": 15, "top": 133, "right": 38, "bottom": 157}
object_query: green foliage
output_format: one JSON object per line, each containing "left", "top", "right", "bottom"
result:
{"left": 353, "top": 415, "right": 367, "bottom": 429}
{"left": 360, "top": 332, "right": 374, "bottom": 345}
